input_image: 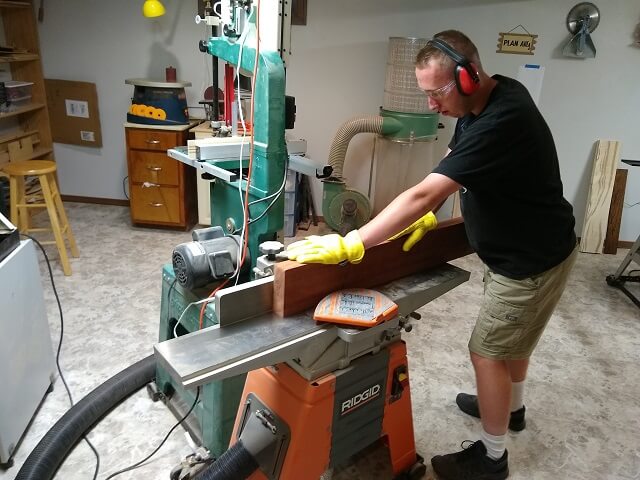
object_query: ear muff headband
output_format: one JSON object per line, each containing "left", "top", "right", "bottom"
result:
{"left": 427, "top": 38, "right": 480, "bottom": 96}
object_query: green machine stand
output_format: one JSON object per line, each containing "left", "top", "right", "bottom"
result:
{"left": 155, "top": 12, "right": 287, "bottom": 458}
{"left": 156, "top": 265, "right": 246, "bottom": 457}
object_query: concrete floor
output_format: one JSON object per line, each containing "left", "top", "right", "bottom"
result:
{"left": 1, "top": 202, "right": 639, "bottom": 480}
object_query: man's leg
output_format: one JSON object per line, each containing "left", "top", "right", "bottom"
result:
{"left": 456, "top": 356, "right": 530, "bottom": 433}
{"left": 433, "top": 247, "right": 577, "bottom": 479}
{"left": 472, "top": 353, "right": 511, "bottom": 435}
{"left": 430, "top": 352, "right": 511, "bottom": 480}
{"left": 506, "top": 359, "right": 529, "bottom": 383}
{"left": 507, "top": 359, "right": 529, "bottom": 412}
{"left": 472, "top": 352, "right": 510, "bottom": 463}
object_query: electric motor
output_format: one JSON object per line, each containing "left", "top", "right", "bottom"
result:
{"left": 172, "top": 226, "right": 247, "bottom": 289}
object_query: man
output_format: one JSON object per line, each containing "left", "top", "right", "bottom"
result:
{"left": 287, "top": 30, "right": 576, "bottom": 480}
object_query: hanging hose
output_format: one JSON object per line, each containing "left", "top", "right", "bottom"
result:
{"left": 15, "top": 354, "right": 156, "bottom": 480}
{"left": 328, "top": 116, "right": 384, "bottom": 179}
{"left": 195, "top": 440, "right": 259, "bottom": 480}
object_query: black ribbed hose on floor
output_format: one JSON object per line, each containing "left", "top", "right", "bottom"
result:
{"left": 15, "top": 354, "right": 156, "bottom": 480}
{"left": 195, "top": 440, "right": 259, "bottom": 480}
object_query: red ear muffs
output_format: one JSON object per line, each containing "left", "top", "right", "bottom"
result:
{"left": 428, "top": 37, "right": 480, "bottom": 96}
{"left": 455, "top": 62, "right": 480, "bottom": 96}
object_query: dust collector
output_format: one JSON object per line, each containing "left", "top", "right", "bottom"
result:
{"left": 322, "top": 37, "right": 441, "bottom": 234}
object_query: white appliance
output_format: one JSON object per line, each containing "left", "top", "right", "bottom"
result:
{"left": 0, "top": 239, "right": 56, "bottom": 466}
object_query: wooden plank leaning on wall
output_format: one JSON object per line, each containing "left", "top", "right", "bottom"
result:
{"left": 273, "top": 217, "right": 473, "bottom": 317}
{"left": 580, "top": 140, "right": 620, "bottom": 254}
{"left": 603, "top": 169, "right": 628, "bottom": 255}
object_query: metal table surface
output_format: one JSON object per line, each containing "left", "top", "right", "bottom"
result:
{"left": 154, "top": 263, "right": 469, "bottom": 389}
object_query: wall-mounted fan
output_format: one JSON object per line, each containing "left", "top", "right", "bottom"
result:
{"left": 562, "top": 2, "right": 600, "bottom": 58}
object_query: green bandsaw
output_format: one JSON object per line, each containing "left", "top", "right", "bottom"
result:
{"left": 155, "top": 10, "right": 288, "bottom": 457}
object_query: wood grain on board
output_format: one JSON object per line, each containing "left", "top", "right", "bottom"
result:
{"left": 580, "top": 140, "right": 620, "bottom": 254}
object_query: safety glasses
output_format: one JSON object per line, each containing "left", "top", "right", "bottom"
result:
{"left": 423, "top": 79, "right": 456, "bottom": 99}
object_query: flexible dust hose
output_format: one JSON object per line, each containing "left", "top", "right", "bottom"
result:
{"left": 196, "top": 408, "right": 276, "bottom": 480}
{"left": 15, "top": 355, "right": 156, "bottom": 480}
{"left": 328, "top": 116, "right": 385, "bottom": 179}
{"left": 195, "top": 440, "right": 259, "bottom": 480}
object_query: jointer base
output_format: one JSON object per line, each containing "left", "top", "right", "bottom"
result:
{"left": 234, "top": 341, "right": 425, "bottom": 480}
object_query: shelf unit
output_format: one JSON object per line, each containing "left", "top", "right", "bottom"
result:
{"left": 0, "top": 0, "right": 53, "bottom": 168}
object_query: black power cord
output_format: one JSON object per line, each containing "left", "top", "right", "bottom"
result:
{"left": 20, "top": 233, "right": 100, "bottom": 480}
{"left": 23, "top": 237, "right": 200, "bottom": 479}
{"left": 104, "top": 386, "right": 201, "bottom": 479}
{"left": 122, "top": 176, "right": 129, "bottom": 200}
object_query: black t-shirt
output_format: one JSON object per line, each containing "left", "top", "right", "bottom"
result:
{"left": 433, "top": 75, "right": 576, "bottom": 279}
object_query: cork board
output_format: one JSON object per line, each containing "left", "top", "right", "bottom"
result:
{"left": 45, "top": 79, "right": 102, "bottom": 147}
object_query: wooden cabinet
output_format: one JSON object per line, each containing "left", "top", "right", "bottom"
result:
{"left": 0, "top": 0, "right": 54, "bottom": 167}
{"left": 125, "top": 125, "right": 197, "bottom": 229}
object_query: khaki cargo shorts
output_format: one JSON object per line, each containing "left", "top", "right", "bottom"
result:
{"left": 469, "top": 245, "right": 578, "bottom": 360}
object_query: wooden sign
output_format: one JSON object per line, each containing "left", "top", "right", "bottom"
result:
{"left": 497, "top": 32, "right": 537, "bottom": 55}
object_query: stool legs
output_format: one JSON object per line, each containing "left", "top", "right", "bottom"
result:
{"left": 47, "top": 173, "right": 79, "bottom": 258}
{"left": 39, "top": 173, "right": 72, "bottom": 275}
{"left": 9, "top": 175, "right": 29, "bottom": 232}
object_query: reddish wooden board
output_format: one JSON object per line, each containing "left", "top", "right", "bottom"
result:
{"left": 274, "top": 217, "right": 473, "bottom": 317}
{"left": 603, "top": 169, "right": 628, "bottom": 254}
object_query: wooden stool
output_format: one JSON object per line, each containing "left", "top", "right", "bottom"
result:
{"left": 2, "top": 160, "right": 79, "bottom": 275}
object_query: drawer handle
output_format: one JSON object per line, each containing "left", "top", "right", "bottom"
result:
{"left": 147, "top": 166, "right": 163, "bottom": 171}
{"left": 149, "top": 202, "right": 164, "bottom": 207}
{"left": 145, "top": 139, "right": 161, "bottom": 145}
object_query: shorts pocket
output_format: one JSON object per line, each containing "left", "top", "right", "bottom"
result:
{"left": 478, "top": 299, "right": 532, "bottom": 353}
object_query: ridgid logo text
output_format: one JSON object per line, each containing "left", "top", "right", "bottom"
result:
{"left": 341, "top": 384, "right": 381, "bottom": 415}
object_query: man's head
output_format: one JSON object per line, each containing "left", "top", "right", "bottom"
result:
{"left": 415, "top": 30, "right": 488, "bottom": 117}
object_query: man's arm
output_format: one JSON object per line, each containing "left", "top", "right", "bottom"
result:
{"left": 432, "top": 149, "right": 454, "bottom": 214}
{"left": 358, "top": 172, "right": 460, "bottom": 249}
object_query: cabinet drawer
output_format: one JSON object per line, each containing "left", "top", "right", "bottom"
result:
{"left": 130, "top": 184, "right": 181, "bottom": 224}
{"left": 129, "top": 150, "right": 179, "bottom": 185}
{"left": 126, "top": 129, "right": 181, "bottom": 151}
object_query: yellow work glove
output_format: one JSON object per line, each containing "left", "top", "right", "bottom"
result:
{"left": 388, "top": 211, "right": 438, "bottom": 252}
{"left": 286, "top": 230, "right": 365, "bottom": 264}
